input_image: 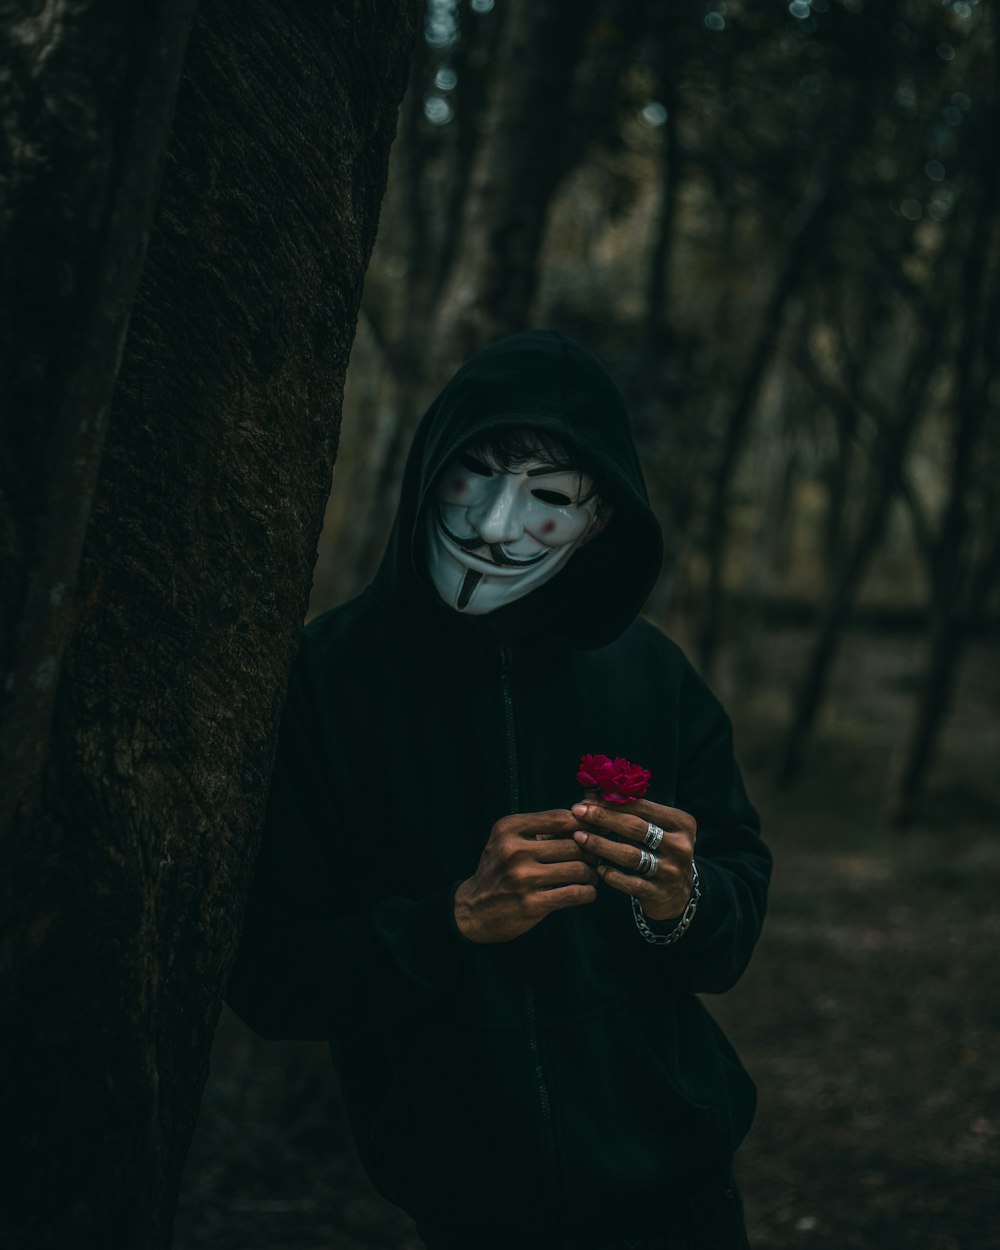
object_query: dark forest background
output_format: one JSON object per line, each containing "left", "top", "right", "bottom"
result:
{"left": 179, "top": 2, "right": 999, "bottom": 1248}
{"left": 320, "top": 0, "right": 999, "bottom": 824}
{"left": 2, "top": 0, "right": 997, "bottom": 1247}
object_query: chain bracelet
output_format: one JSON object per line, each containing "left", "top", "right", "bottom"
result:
{"left": 631, "top": 860, "right": 701, "bottom": 946}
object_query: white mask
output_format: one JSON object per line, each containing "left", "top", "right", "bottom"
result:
{"left": 425, "top": 440, "right": 600, "bottom": 614}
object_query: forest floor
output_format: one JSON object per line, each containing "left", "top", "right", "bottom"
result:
{"left": 174, "top": 626, "right": 1000, "bottom": 1250}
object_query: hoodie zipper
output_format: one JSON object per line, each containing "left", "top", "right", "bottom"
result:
{"left": 499, "top": 647, "right": 519, "bottom": 812}
{"left": 499, "top": 647, "right": 560, "bottom": 1211}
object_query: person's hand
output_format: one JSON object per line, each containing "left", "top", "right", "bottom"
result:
{"left": 454, "top": 810, "right": 599, "bottom": 944}
{"left": 571, "top": 795, "right": 696, "bottom": 922}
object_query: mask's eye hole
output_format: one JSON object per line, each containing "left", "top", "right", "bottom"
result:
{"left": 459, "top": 453, "right": 493, "bottom": 476}
{"left": 532, "top": 489, "right": 573, "bottom": 506}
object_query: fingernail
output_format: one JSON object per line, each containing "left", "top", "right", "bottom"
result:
{"left": 572, "top": 803, "right": 588, "bottom": 817}
{"left": 573, "top": 830, "right": 588, "bottom": 845}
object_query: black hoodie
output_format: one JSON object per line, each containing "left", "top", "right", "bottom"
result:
{"left": 228, "top": 331, "right": 771, "bottom": 1249}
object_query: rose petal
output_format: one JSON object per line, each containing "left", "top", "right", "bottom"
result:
{"left": 578, "top": 753, "right": 650, "bottom": 801}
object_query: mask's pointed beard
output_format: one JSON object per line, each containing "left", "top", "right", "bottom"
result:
{"left": 456, "top": 568, "right": 483, "bottom": 611}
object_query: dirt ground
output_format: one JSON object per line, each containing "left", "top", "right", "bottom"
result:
{"left": 174, "top": 628, "right": 1000, "bottom": 1250}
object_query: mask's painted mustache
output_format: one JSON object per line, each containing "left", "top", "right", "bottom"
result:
{"left": 441, "top": 516, "right": 548, "bottom": 569}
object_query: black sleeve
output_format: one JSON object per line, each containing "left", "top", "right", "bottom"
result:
{"left": 637, "top": 659, "right": 772, "bottom": 994}
{"left": 226, "top": 660, "right": 467, "bottom": 1043}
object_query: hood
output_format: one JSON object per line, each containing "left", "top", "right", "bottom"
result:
{"left": 369, "top": 330, "right": 663, "bottom": 649}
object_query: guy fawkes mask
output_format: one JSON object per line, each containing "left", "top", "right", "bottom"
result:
{"left": 425, "top": 434, "right": 601, "bottom": 615}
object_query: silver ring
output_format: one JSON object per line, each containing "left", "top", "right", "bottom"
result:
{"left": 636, "top": 849, "right": 659, "bottom": 878}
{"left": 642, "top": 822, "right": 664, "bottom": 851}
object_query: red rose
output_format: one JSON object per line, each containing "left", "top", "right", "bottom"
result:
{"left": 576, "top": 753, "right": 651, "bottom": 805}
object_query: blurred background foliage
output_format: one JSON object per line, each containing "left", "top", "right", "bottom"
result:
{"left": 178, "top": 3, "right": 1000, "bottom": 1247}
{"left": 312, "top": 0, "right": 998, "bottom": 829}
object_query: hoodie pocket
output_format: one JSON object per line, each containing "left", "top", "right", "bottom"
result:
{"left": 547, "top": 1000, "right": 739, "bottom": 1212}
{"left": 369, "top": 1021, "right": 544, "bottom": 1224}
{"left": 689, "top": 1169, "right": 752, "bottom": 1250}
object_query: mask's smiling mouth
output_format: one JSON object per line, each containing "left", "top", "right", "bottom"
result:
{"left": 437, "top": 507, "right": 550, "bottom": 571}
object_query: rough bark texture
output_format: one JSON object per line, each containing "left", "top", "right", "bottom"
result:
{"left": 0, "top": 1, "right": 420, "bottom": 1246}
{"left": 0, "top": 0, "right": 198, "bottom": 866}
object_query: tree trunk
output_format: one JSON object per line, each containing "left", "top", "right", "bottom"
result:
{"left": 885, "top": 530, "right": 1000, "bottom": 828}
{"left": 819, "top": 279, "right": 889, "bottom": 573}
{"left": 776, "top": 302, "right": 948, "bottom": 785}
{"left": 731, "top": 358, "right": 800, "bottom": 700}
{"left": 427, "top": 0, "right": 598, "bottom": 387}
{"left": 0, "top": 0, "right": 198, "bottom": 867}
{"left": 643, "top": 79, "right": 681, "bottom": 357}
{"left": 697, "top": 168, "right": 837, "bottom": 679}
{"left": 0, "top": 1, "right": 420, "bottom": 1246}
{"left": 886, "top": 70, "right": 1000, "bottom": 825}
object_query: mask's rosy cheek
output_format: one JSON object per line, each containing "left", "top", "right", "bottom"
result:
{"left": 529, "top": 509, "right": 592, "bottom": 547}
{"left": 437, "top": 475, "right": 472, "bottom": 505}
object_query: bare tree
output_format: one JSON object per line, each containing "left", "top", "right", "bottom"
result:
{"left": 426, "top": 0, "right": 598, "bottom": 382}
{"left": 696, "top": 166, "right": 838, "bottom": 679}
{"left": 886, "top": 84, "right": 1000, "bottom": 824}
{"left": 777, "top": 287, "right": 951, "bottom": 784}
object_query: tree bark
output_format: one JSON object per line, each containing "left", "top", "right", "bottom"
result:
{"left": 0, "top": 0, "right": 198, "bottom": 868}
{"left": 697, "top": 167, "right": 837, "bottom": 679}
{"left": 886, "top": 65, "right": 1000, "bottom": 824}
{"left": 0, "top": 1, "right": 420, "bottom": 1246}
{"left": 426, "top": 0, "right": 599, "bottom": 387}
{"left": 776, "top": 300, "right": 949, "bottom": 785}
{"left": 884, "top": 528, "right": 1000, "bottom": 828}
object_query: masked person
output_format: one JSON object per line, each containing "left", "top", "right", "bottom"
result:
{"left": 227, "top": 331, "right": 772, "bottom": 1250}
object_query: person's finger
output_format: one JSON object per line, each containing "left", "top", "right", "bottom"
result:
{"left": 573, "top": 829, "right": 689, "bottom": 876}
{"left": 571, "top": 829, "right": 660, "bottom": 875}
{"left": 597, "top": 866, "right": 662, "bottom": 901}
{"left": 531, "top": 837, "right": 594, "bottom": 864}
{"left": 533, "top": 839, "right": 601, "bottom": 867}
{"left": 570, "top": 801, "right": 647, "bottom": 844}
{"left": 530, "top": 859, "right": 599, "bottom": 886}
{"left": 591, "top": 796, "right": 696, "bottom": 837}
{"left": 501, "top": 809, "right": 578, "bottom": 840}
{"left": 530, "top": 884, "right": 598, "bottom": 914}
{"left": 572, "top": 800, "right": 695, "bottom": 849}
